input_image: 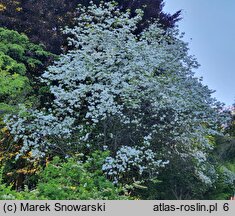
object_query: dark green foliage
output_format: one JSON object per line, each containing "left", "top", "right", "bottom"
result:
{"left": 139, "top": 155, "right": 210, "bottom": 200}
{"left": 225, "top": 105, "right": 235, "bottom": 137}
{"left": 214, "top": 135, "right": 235, "bottom": 162}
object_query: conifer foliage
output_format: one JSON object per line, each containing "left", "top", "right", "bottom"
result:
{"left": 1, "top": 1, "right": 234, "bottom": 200}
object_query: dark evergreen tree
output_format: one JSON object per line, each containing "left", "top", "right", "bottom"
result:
{"left": 0, "top": 0, "right": 79, "bottom": 54}
{"left": 0, "top": 0, "right": 181, "bottom": 54}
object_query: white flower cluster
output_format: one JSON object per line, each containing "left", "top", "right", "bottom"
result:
{"left": 4, "top": 106, "right": 75, "bottom": 158}
{"left": 194, "top": 160, "right": 217, "bottom": 185}
{"left": 102, "top": 145, "right": 169, "bottom": 183}
{"left": 196, "top": 170, "right": 213, "bottom": 185}
{"left": 222, "top": 167, "right": 235, "bottom": 185}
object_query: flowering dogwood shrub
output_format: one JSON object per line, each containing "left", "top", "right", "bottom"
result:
{"left": 102, "top": 145, "right": 169, "bottom": 183}
{"left": 5, "top": 2, "right": 229, "bottom": 185}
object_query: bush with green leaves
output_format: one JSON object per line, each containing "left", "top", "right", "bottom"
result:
{"left": 0, "top": 151, "right": 129, "bottom": 200}
{"left": 37, "top": 152, "right": 128, "bottom": 199}
{"left": 0, "top": 27, "right": 52, "bottom": 75}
